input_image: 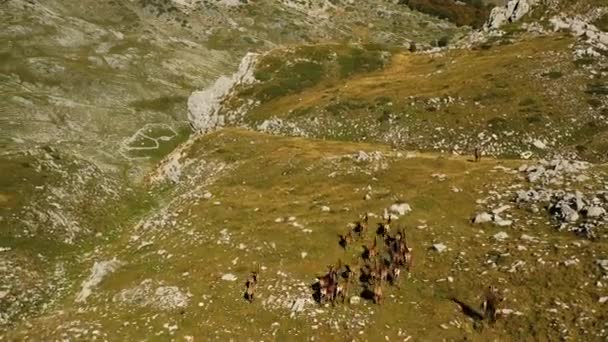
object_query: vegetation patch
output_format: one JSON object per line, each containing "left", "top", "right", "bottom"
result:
{"left": 593, "top": 13, "right": 608, "bottom": 32}
{"left": 130, "top": 95, "right": 187, "bottom": 113}
{"left": 398, "top": 0, "right": 493, "bottom": 28}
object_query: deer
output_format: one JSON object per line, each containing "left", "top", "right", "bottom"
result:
{"left": 474, "top": 147, "right": 482, "bottom": 162}
{"left": 317, "top": 265, "right": 338, "bottom": 289}
{"left": 353, "top": 214, "right": 369, "bottom": 240}
{"left": 244, "top": 265, "right": 260, "bottom": 302}
{"left": 378, "top": 260, "right": 389, "bottom": 283}
{"left": 482, "top": 286, "right": 503, "bottom": 323}
{"left": 373, "top": 280, "right": 384, "bottom": 304}
{"left": 390, "top": 264, "right": 401, "bottom": 288}
{"left": 320, "top": 282, "right": 336, "bottom": 305}
{"left": 376, "top": 222, "right": 389, "bottom": 238}
{"left": 339, "top": 231, "right": 353, "bottom": 249}
{"left": 398, "top": 235, "right": 413, "bottom": 272}
{"left": 361, "top": 213, "right": 369, "bottom": 235}
{"left": 369, "top": 237, "right": 378, "bottom": 259}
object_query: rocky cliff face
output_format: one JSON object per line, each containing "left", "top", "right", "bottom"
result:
{"left": 187, "top": 53, "right": 259, "bottom": 133}
{"left": 485, "top": 0, "right": 538, "bottom": 30}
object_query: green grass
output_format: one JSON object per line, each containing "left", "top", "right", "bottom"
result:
{"left": 220, "top": 35, "right": 608, "bottom": 160}
{"left": 130, "top": 96, "right": 187, "bottom": 113}
{"left": 6, "top": 129, "right": 607, "bottom": 340}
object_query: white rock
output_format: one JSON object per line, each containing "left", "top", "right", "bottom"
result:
{"left": 202, "top": 191, "right": 213, "bottom": 199}
{"left": 321, "top": 206, "right": 331, "bottom": 212}
{"left": 221, "top": 273, "right": 238, "bottom": 281}
{"left": 350, "top": 296, "right": 361, "bottom": 305}
{"left": 492, "top": 205, "right": 511, "bottom": 215}
{"left": 432, "top": 243, "right": 447, "bottom": 253}
{"left": 520, "top": 234, "right": 538, "bottom": 242}
{"left": 188, "top": 53, "right": 258, "bottom": 132}
{"left": 485, "top": 0, "right": 538, "bottom": 30}
{"left": 76, "top": 258, "right": 123, "bottom": 303}
{"left": 494, "top": 217, "right": 513, "bottom": 227}
{"left": 474, "top": 212, "right": 493, "bottom": 224}
{"left": 587, "top": 206, "right": 606, "bottom": 218}
{"left": 493, "top": 231, "right": 509, "bottom": 241}
{"left": 389, "top": 202, "right": 412, "bottom": 216}
{"left": 599, "top": 296, "right": 608, "bottom": 304}
{"left": 532, "top": 139, "right": 547, "bottom": 149}
{"left": 291, "top": 298, "right": 306, "bottom": 313}
{"left": 301, "top": 251, "right": 308, "bottom": 259}
{"left": 520, "top": 151, "right": 533, "bottom": 159}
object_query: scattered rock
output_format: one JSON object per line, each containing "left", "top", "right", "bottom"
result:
{"left": 389, "top": 202, "right": 412, "bottom": 216}
{"left": 474, "top": 212, "right": 493, "bottom": 224}
{"left": 432, "top": 243, "right": 447, "bottom": 253}
{"left": 493, "top": 231, "right": 509, "bottom": 241}
{"left": 587, "top": 206, "right": 606, "bottom": 218}
{"left": 76, "top": 258, "right": 123, "bottom": 303}
{"left": 221, "top": 273, "right": 237, "bottom": 281}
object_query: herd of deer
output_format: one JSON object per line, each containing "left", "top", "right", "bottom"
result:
{"left": 319, "top": 214, "right": 413, "bottom": 305}
{"left": 244, "top": 208, "right": 504, "bottom": 325}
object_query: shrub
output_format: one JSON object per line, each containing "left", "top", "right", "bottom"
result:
{"left": 542, "top": 71, "right": 563, "bottom": 79}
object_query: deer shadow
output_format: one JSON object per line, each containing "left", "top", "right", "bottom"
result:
{"left": 310, "top": 281, "right": 322, "bottom": 303}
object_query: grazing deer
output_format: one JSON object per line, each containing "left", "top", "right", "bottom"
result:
{"left": 474, "top": 147, "right": 482, "bottom": 162}
{"left": 244, "top": 266, "right": 260, "bottom": 302}
{"left": 482, "top": 286, "right": 503, "bottom": 323}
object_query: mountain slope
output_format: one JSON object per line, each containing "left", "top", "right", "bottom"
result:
{"left": 5, "top": 129, "right": 608, "bottom": 340}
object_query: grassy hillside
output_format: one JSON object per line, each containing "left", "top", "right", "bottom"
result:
{"left": 5, "top": 129, "right": 607, "bottom": 340}
{"left": 222, "top": 34, "right": 608, "bottom": 161}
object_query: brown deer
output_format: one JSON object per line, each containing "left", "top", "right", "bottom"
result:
{"left": 376, "top": 223, "right": 389, "bottom": 237}
{"left": 320, "top": 282, "right": 336, "bottom": 305}
{"left": 482, "top": 286, "right": 503, "bottom": 323}
{"left": 339, "top": 231, "right": 353, "bottom": 249}
{"left": 373, "top": 280, "right": 384, "bottom": 304}
{"left": 244, "top": 266, "right": 260, "bottom": 302}
{"left": 362, "top": 213, "right": 369, "bottom": 234}
{"left": 378, "top": 261, "right": 389, "bottom": 283}
{"left": 474, "top": 147, "right": 482, "bottom": 162}
{"left": 317, "top": 265, "right": 337, "bottom": 289}
{"left": 390, "top": 264, "right": 401, "bottom": 288}
{"left": 369, "top": 237, "right": 378, "bottom": 259}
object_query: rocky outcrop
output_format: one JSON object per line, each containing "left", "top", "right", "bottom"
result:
{"left": 550, "top": 16, "right": 608, "bottom": 51}
{"left": 485, "top": 0, "right": 538, "bottom": 30}
{"left": 76, "top": 259, "right": 123, "bottom": 303}
{"left": 187, "top": 53, "right": 258, "bottom": 133}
